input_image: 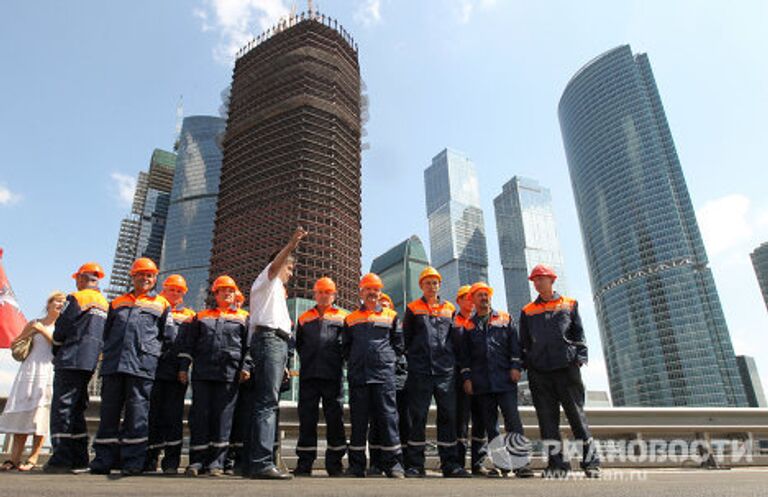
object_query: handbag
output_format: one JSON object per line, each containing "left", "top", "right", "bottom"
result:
{"left": 11, "top": 335, "right": 33, "bottom": 362}
{"left": 10, "top": 321, "right": 40, "bottom": 362}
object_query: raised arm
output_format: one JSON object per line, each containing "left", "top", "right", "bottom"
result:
{"left": 267, "top": 227, "right": 308, "bottom": 281}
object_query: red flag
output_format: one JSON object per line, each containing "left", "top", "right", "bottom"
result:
{"left": 0, "top": 247, "right": 27, "bottom": 348}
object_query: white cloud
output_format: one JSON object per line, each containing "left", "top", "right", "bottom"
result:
{"left": 111, "top": 172, "right": 136, "bottom": 208}
{"left": 455, "top": 0, "right": 499, "bottom": 24}
{"left": 355, "top": 0, "right": 382, "bottom": 27}
{"left": 696, "top": 194, "right": 753, "bottom": 256}
{"left": 194, "top": 0, "right": 291, "bottom": 64}
{"left": 0, "top": 183, "right": 22, "bottom": 205}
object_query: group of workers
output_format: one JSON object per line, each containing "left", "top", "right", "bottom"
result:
{"left": 41, "top": 226, "right": 601, "bottom": 480}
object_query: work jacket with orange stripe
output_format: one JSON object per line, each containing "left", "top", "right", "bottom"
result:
{"left": 178, "top": 307, "right": 251, "bottom": 382}
{"left": 459, "top": 309, "right": 522, "bottom": 394}
{"left": 518, "top": 292, "right": 587, "bottom": 372}
{"left": 101, "top": 292, "right": 172, "bottom": 380}
{"left": 295, "top": 306, "right": 348, "bottom": 381}
{"left": 342, "top": 306, "right": 403, "bottom": 387}
{"left": 52, "top": 289, "right": 109, "bottom": 372}
{"left": 402, "top": 297, "right": 458, "bottom": 376}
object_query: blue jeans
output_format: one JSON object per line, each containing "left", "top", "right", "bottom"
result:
{"left": 248, "top": 330, "right": 288, "bottom": 472}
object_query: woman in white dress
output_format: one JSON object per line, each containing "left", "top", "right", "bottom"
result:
{"left": 0, "top": 291, "right": 66, "bottom": 471}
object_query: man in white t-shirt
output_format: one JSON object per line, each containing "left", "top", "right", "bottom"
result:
{"left": 248, "top": 227, "right": 306, "bottom": 480}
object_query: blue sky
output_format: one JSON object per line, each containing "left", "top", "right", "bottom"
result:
{"left": 1, "top": 0, "right": 767, "bottom": 399}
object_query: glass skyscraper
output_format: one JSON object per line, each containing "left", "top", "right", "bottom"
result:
{"left": 106, "top": 149, "right": 176, "bottom": 300}
{"left": 370, "top": 235, "right": 430, "bottom": 316}
{"left": 424, "top": 148, "right": 489, "bottom": 304}
{"left": 750, "top": 242, "right": 768, "bottom": 312}
{"left": 160, "top": 116, "right": 227, "bottom": 310}
{"left": 558, "top": 45, "right": 747, "bottom": 407}
{"left": 736, "top": 355, "right": 767, "bottom": 408}
{"left": 494, "top": 176, "right": 568, "bottom": 316}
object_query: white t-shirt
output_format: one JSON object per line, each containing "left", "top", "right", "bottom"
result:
{"left": 249, "top": 262, "right": 292, "bottom": 338}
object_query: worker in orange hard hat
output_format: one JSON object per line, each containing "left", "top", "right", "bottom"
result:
{"left": 378, "top": 293, "right": 394, "bottom": 309}
{"left": 292, "top": 277, "right": 348, "bottom": 477}
{"left": 519, "top": 264, "right": 600, "bottom": 478}
{"left": 342, "top": 273, "right": 404, "bottom": 478}
{"left": 179, "top": 275, "right": 251, "bottom": 477}
{"left": 401, "top": 267, "right": 468, "bottom": 478}
{"left": 460, "top": 282, "right": 533, "bottom": 478}
{"left": 45, "top": 264, "right": 109, "bottom": 472}
{"left": 452, "top": 284, "right": 487, "bottom": 475}
{"left": 90, "top": 258, "right": 171, "bottom": 476}
{"left": 144, "top": 274, "right": 196, "bottom": 474}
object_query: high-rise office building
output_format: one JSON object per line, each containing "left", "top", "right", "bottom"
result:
{"left": 160, "top": 116, "right": 227, "bottom": 310}
{"left": 736, "top": 355, "right": 767, "bottom": 408}
{"left": 558, "top": 45, "right": 747, "bottom": 407}
{"left": 494, "top": 176, "right": 568, "bottom": 315}
{"left": 751, "top": 242, "right": 768, "bottom": 312}
{"left": 208, "top": 9, "right": 362, "bottom": 310}
{"left": 424, "top": 148, "right": 489, "bottom": 303}
{"left": 106, "top": 149, "right": 176, "bottom": 300}
{"left": 370, "top": 235, "right": 430, "bottom": 316}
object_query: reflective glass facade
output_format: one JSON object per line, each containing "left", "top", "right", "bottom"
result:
{"left": 160, "top": 116, "right": 227, "bottom": 310}
{"left": 494, "top": 176, "right": 568, "bottom": 316}
{"left": 750, "top": 242, "right": 768, "bottom": 312}
{"left": 425, "top": 149, "right": 488, "bottom": 304}
{"left": 370, "top": 235, "right": 431, "bottom": 316}
{"left": 736, "top": 355, "right": 767, "bottom": 407}
{"left": 106, "top": 149, "right": 176, "bottom": 300}
{"left": 559, "top": 45, "right": 747, "bottom": 407}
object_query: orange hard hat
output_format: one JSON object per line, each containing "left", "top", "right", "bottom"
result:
{"left": 528, "top": 264, "right": 558, "bottom": 281}
{"left": 456, "top": 285, "right": 472, "bottom": 301}
{"left": 379, "top": 293, "right": 394, "bottom": 308}
{"left": 235, "top": 290, "right": 245, "bottom": 304}
{"left": 130, "top": 257, "right": 159, "bottom": 276}
{"left": 313, "top": 277, "right": 337, "bottom": 293}
{"left": 211, "top": 275, "right": 238, "bottom": 292}
{"left": 418, "top": 266, "right": 442, "bottom": 284}
{"left": 162, "top": 274, "right": 188, "bottom": 293}
{"left": 71, "top": 262, "right": 105, "bottom": 280}
{"left": 359, "top": 273, "right": 383, "bottom": 290}
{"left": 469, "top": 282, "right": 494, "bottom": 298}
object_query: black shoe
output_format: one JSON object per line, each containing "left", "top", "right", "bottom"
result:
{"left": 43, "top": 464, "right": 72, "bottom": 474}
{"left": 366, "top": 465, "right": 384, "bottom": 477}
{"left": 293, "top": 467, "right": 312, "bottom": 477}
{"left": 121, "top": 468, "right": 142, "bottom": 477}
{"left": 405, "top": 467, "right": 426, "bottom": 478}
{"left": 327, "top": 469, "right": 344, "bottom": 478}
{"left": 584, "top": 466, "right": 601, "bottom": 479}
{"left": 89, "top": 466, "right": 111, "bottom": 475}
{"left": 185, "top": 465, "right": 200, "bottom": 477}
{"left": 514, "top": 465, "right": 535, "bottom": 478}
{"left": 163, "top": 467, "right": 178, "bottom": 475}
{"left": 251, "top": 467, "right": 293, "bottom": 480}
{"left": 443, "top": 466, "right": 471, "bottom": 478}
{"left": 344, "top": 468, "right": 365, "bottom": 478}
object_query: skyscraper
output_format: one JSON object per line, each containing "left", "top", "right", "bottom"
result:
{"left": 751, "top": 242, "right": 768, "bottom": 312}
{"left": 208, "top": 9, "right": 362, "bottom": 310}
{"left": 160, "top": 116, "right": 227, "bottom": 310}
{"left": 494, "top": 176, "right": 568, "bottom": 315}
{"left": 370, "top": 235, "right": 430, "bottom": 316}
{"left": 736, "top": 355, "right": 767, "bottom": 408}
{"left": 106, "top": 149, "right": 176, "bottom": 300}
{"left": 424, "top": 148, "right": 489, "bottom": 303}
{"left": 558, "top": 45, "right": 747, "bottom": 407}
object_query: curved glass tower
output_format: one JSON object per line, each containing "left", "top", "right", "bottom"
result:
{"left": 558, "top": 45, "right": 746, "bottom": 407}
{"left": 370, "top": 235, "right": 430, "bottom": 315}
{"left": 160, "top": 115, "right": 226, "bottom": 310}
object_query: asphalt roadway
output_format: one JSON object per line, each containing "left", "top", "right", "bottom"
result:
{"left": 1, "top": 468, "right": 767, "bottom": 497}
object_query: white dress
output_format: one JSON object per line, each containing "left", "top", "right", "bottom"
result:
{"left": 0, "top": 324, "right": 54, "bottom": 436}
